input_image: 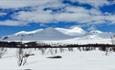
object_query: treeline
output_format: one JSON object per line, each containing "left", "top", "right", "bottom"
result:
{"left": 0, "top": 41, "right": 115, "bottom": 48}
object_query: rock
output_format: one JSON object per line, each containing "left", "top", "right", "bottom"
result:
{"left": 47, "top": 55, "right": 62, "bottom": 59}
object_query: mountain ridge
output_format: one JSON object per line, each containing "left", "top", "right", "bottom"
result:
{"left": 0, "top": 27, "right": 114, "bottom": 45}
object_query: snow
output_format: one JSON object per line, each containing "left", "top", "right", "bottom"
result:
{"left": 56, "top": 27, "right": 86, "bottom": 36}
{"left": 0, "top": 27, "right": 115, "bottom": 70}
{"left": 15, "top": 29, "right": 43, "bottom": 35}
{"left": 0, "top": 48, "right": 115, "bottom": 70}
{"left": 4, "top": 27, "right": 75, "bottom": 41}
{"left": 89, "top": 29, "right": 103, "bottom": 34}
{"left": 0, "top": 27, "right": 114, "bottom": 45}
{"left": 71, "top": 26, "right": 86, "bottom": 33}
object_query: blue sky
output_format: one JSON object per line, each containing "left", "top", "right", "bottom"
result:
{"left": 0, "top": 0, "right": 115, "bottom": 36}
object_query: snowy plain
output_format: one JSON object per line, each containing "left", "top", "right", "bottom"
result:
{"left": 0, "top": 48, "right": 115, "bottom": 70}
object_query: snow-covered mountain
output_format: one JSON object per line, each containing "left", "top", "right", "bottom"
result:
{"left": 60, "top": 30, "right": 113, "bottom": 45}
{"left": 89, "top": 29, "right": 103, "bottom": 34}
{"left": 1, "top": 27, "right": 76, "bottom": 41}
{"left": 0, "top": 27, "right": 114, "bottom": 44}
{"left": 15, "top": 29, "right": 43, "bottom": 35}
{"left": 85, "top": 29, "right": 113, "bottom": 39}
{"left": 56, "top": 27, "right": 86, "bottom": 36}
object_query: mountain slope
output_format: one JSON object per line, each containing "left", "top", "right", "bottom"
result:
{"left": 3, "top": 27, "right": 75, "bottom": 41}
{"left": 15, "top": 29, "right": 43, "bottom": 35}
{"left": 0, "top": 27, "right": 114, "bottom": 45}
{"left": 56, "top": 27, "right": 86, "bottom": 36}
{"left": 28, "top": 27, "right": 75, "bottom": 40}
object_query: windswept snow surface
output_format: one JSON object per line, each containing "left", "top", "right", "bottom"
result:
{"left": 0, "top": 48, "right": 115, "bottom": 70}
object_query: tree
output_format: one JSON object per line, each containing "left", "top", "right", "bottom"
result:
{"left": 0, "top": 48, "right": 7, "bottom": 58}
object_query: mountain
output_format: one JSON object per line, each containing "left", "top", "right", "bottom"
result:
{"left": 2, "top": 27, "right": 75, "bottom": 41}
{"left": 15, "top": 29, "right": 43, "bottom": 35}
{"left": 61, "top": 29, "right": 113, "bottom": 44}
{"left": 56, "top": 27, "right": 86, "bottom": 36}
{"left": 26, "top": 27, "right": 75, "bottom": 40}
{"left": 89, "top": 30, "right": 103, "bottom": 34}
{"left": 0, "top": 27, "right": 114, "bottom": 44}
{"left": 86, "top": 29, "right": 113, "bottom": 39}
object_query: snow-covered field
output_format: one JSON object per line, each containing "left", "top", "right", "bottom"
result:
{"left": 0, "top": 48, "right": 115, "bottom": 70}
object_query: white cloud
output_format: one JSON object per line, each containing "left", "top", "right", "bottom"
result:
{"left": 65, "top": 6, "right": 89, "bottom": 13}
{"left": 105, "top": 15, "right": 115, "bottom": 23}
{"left": 0, "top": 0, "right": 63, "bottom": 9}
{"left": 0, "top": 0, "right": 49, "bottom": 8}
{"left": 13, "top": 6, "right": 92, "bottom": 23}
{"left": 11, "top": 5, "right": 115, "bottom": 25}
{"left": 70, "top": 0, "right": 114, "bottom": 8}
{"left": 0, "top": 20, "right": 28, "bottom": 26}
{"left": 13, "top": 10, "right": 54, "bottom": 23}
{"left": 0, "top": 0, "right": 114, "bottom": 26}
{"left": 0, "top": 12, "right": 7, "bottom": 16}
{"left": 55, "top": 12, "right": 91, "bottom": 23}
{"left": 0, "top": 0, "right": 113, "bottom": 9}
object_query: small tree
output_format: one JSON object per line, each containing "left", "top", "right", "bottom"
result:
{"left": 16, "top": 48, "right": 34, "bottom": 66}
{"left": 0, "top": 48, "right": 7, "bottom": 58}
